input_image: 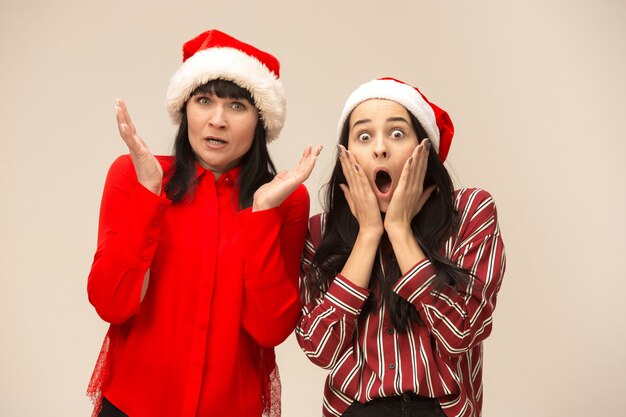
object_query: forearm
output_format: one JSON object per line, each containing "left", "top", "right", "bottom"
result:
{"left": 87, "top": 156, "right": 170, "bottom": 323}
{"left": 242, "top": 278, "right": 301, "bottom": 347}
{"left": 240, "top": 185, "right": 310, "bottom": 346}
{"left": 386, "top": 224, "right": 427, "bottom": 275}
{"left": 340, "top": 229, "right": 381, "bottom": 289}
{"left": 296, "top": 275, "right": 368, "bottom": 368}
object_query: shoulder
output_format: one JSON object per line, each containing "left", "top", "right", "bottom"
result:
{"left": 306, "top": 212, "right": 327, "bottom": 247}
{"left": 273, "top": 184, "right": 311, "bottom": 222}
{"left": 279, "top": 183, "right": 310, "bottom": 212}
{"left": 454, "top": 188, "right": 497, "bottom": 214}
{"left": 108, "top": 154, "right": 173, "bottom": 173}
{"left": 284, "top": 183, "right": 310, "bottom": 205}
{"left": 105, "top": 155, "right": 173, "bottom": 188}
{"left": 453, "top": 188, "right": 500, "bottom": 238}
{"left": 156, "top": 155, "right": 175, "bottom": 171}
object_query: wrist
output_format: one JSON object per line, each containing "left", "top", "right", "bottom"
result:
{"left": 140, "top": 181, "right": 162, "bottom": 196}
{"left": 357, "top": 226, "right": 384, "bottom": 242}
{"left": 384, "top": 221, "right": 412, "bottom": 239}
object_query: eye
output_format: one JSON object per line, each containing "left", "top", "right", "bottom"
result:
{"left": 196, "top": 96, "right": 211, "bottom": 105}
{"left": 231, "top": 101, "right": 246, "bottom": 111}
{"left": 390, "top": 129, "right": 405, "bottom": 139}
{"left": 357, "top": 132, "right": 371, "bottom": 142}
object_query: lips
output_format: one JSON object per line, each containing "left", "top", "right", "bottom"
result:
{"left": 204, "top": 136, "right": 227, "bottom": 146}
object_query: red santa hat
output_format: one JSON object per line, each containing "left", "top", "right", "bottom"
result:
{"left": 166, "top": 29, "right": 286, "bottom": 142}
{"left": 337, "top": 77, "right": 454, "bottom": 162}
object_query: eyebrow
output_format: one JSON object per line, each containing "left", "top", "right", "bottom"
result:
{"left": 351, "top": 118, "right": 372, "bottom": 129}
{"left": 387, "top": 117, "right": 410, "bottom": 124}
{"left": 351, "top": 116, "right": 410, "bottom": 129}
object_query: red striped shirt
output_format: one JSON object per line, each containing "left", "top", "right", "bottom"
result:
{"left": 296, "top": 188, "right": 505, "bottom": 417}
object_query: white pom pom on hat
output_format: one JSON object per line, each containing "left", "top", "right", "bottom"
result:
{"left": 337, "top": 77, "right": 454, "bottom": 162}
{"left": 166, "top": 29, "right": 286, "bottom": 142}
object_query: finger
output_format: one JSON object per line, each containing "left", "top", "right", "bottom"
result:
{"left": 291, "top": 145, "right": 320, "bottom": 182}
{"left": 299, "top": 145, "right": 313, "bottom": 165}
{"left": 404, "top": 144, "right": 422, "bottom": 187}
{"left": 396, "top": 154, "right": 414, "bottom": 195}
{"left": 343, "top": 147, "right": 371, "bottom": 196}
{"left": 117, "top": 99, "right": 138, "bottom": 135}
{"left": 338, "top": 145, "right": 357, "bottom": 189}
{"left": 415, "top": 139, "right": 430, "bottom": 189}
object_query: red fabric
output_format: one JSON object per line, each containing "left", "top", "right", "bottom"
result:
{"left": 378, "top": 77, "right": 454, "bottom": 162}
{"left": 182, "top": 29, "right": 280, "bottom": 77}
{"left": 87, "top": 155, "right": 308, "bottom": 417}
{"left": 297, "top": 188, "right": 506, "bottom": 417}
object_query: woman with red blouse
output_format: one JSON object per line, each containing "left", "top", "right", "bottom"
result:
{"left": 87, "top": 29, "right": 321, "bottom": 417}
{"left": 297, "top": 78, "right": 505, "bottom": 417}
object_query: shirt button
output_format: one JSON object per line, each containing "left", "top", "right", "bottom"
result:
{"left": 402, "top": 393, "right": 411, "bottom": 402}
{"left": 152, "top": 220, "right": 159, "bottom": 227}
{"left": 389, "top": 363, "right": 395, "bottom": 370}
{"left": 386, "top": 327, "right": 394, "bottom": 335}
{"left": 148, "top": 238, "right": 155, "bottom": 245}
{"left": 158, "top": 205, "right": 165, "bottom": 211}
{"left": 141, "top": 255, "right": 149, "bottom": 262}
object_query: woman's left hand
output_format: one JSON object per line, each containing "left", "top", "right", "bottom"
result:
{"left": 384, "top": 139, "right": 436, "bottom": 234}
{"left": 252, "top": 144, "right": 323, "bottom": 212}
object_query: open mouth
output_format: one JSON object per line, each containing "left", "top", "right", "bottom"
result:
{"left": 375, "top": 170, "right": 392, "bottom": 193}
{"left": 205, "top": 137, "right": 227, "bottom": 146}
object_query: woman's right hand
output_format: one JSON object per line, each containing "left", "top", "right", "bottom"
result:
{"left": 115, "top": 99, "right": 163, "bottom": 195}
{"left": 337, "top": 144, "right": 383, "bottom": 238}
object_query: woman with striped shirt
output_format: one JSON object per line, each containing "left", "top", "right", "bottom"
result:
{"left": 297, "top": 78, "right": 506, "bottom": 417}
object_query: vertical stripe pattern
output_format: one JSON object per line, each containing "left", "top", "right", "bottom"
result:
{"left": 296, "top": 188, "right": 506, "bottom": 417}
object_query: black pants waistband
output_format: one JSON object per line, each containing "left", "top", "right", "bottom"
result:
{"left": 371, "top": 392, "right": 437, "bottom": 403}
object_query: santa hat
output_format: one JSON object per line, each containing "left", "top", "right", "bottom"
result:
{"left": 337, "top": 77, "right": 454, "bottom": 162}
{"left": 166, "top": 29, "right": 285, "bottom": 142}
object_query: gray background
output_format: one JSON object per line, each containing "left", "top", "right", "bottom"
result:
{"left": 1, "top": 0, "right": 625, "bottom": 416}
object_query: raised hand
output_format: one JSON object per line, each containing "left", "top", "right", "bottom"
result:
{"left": 252, "top": 144, "right": 323, "bottom": 212}
{"left": 337, "top": 144, "right": 384, "bottom": 237}
{"left": 384, "top": 139, "right": 436, "bottom": 235}
{"left": 115, "top": 99, "right": 163, "bottom": 195}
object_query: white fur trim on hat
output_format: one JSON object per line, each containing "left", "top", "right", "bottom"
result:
{"left": 337, "top": 79, "right": 440, "bottom": 152}
{"left": 166, "top": 47, "right": 286, "bottom": 142}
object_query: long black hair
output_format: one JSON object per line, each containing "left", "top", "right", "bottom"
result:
{"left": 305, "top": 110, "right": 471, "bottom": 331}
{"left": 164, "top": 79, "right": 276, "bottom": 209}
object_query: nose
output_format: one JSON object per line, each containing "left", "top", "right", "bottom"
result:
{"left": 373, "top": 136, "right": 388, "bottom": 159}
{"left": 208, "top": 105, "right": 227, "bottom": 129}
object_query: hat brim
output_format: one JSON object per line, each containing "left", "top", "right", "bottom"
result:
{"left": 166, "top": 47, "right": 286, "bottom": 142}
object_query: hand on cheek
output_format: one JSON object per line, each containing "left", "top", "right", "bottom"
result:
{"left": 337, "top": 144, "right": 383, "bottom": 236}
{"left": 384, "top": 139, "right": 436, "bottom": 234}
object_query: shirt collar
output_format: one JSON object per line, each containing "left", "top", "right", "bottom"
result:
{"left": 195, "top": 161, "right": 242, "bottom": 186}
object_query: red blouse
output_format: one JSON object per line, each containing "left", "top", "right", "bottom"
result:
{"left": 87, "top": 155, "right": 309, "bottom": 417}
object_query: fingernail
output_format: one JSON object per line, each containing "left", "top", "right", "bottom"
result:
{"left": 408, "top": 157, "right": 414, "bottom": 165}
{"left": 354, "top": 164, "right": 359, "bottom": 172}
{"left": 346, "top": 150, "right": 351, "bottom": 158}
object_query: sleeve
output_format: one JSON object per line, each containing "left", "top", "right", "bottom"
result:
{"left": 393, "top": 188, "right": 506, "bottom": 357}
{"left": 295, "top": 214, "right": 370, "bottom": 369}
{"left": 87, "top": 155, "right": 171, "bottom": 324}
{"left": 238, "top": 184, "right": 311, "bottom": 348}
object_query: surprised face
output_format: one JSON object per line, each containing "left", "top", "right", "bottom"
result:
{"left": 347, "top": 99, "right": 420, "bottom": 212}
